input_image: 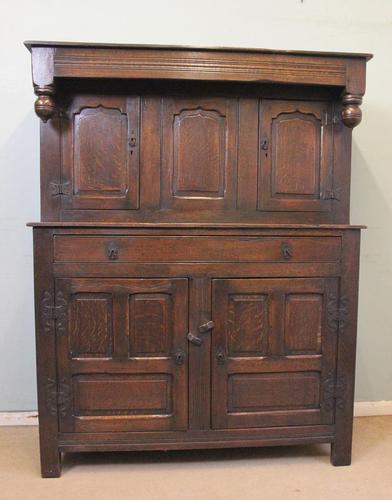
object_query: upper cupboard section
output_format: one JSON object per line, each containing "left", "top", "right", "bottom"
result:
{"left": 46, "top": 87, "right": 349, "bottom": 223}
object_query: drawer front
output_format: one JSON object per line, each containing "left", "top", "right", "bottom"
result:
{"left": 53, "top": 235, "right": 341, "bottom": 263}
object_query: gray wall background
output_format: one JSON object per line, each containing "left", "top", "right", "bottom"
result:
{"left": 0, "top": 0, "right": 391, "bottom": 410}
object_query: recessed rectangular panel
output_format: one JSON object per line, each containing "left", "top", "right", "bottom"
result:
{"left": 173, "top": 108, "right": 225, "bottom": 197}
{"left": 284, "top": 294, "right": 323, "bottom": 354}
{"left": 129, "top": 293, "right": 171, "bottom": 355}
{"left": 161, "top": 97, "right": 238, "bottom": 210}
{"left": 273, "top": 113, "right": 320, "bottom": 196}
{"left": 228, "top": 372, "right": 320, "bottom": 412}
{"left": 258, "top": 99, "right": 333, "bottom": 212}
{"left": 61, "top": 95, "right": 140, "bottom": 210}
{"left": 228, "top": 294, "right": 268, "bottom": 356}
{"left": 74, "top": 107, "right": 128, "bottom": 195}
{"left": 70, "top": 293, "right": 112, "bottom": 357}
{"left": 73, "top": 374, "right": 172, "bottom": 415}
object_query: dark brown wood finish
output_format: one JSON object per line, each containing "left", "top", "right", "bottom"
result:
{"left": 211, "top": 278, "right": 338, "bottom": 429}
{"left": 33, "top": 228, "right": 61, "bottom": 477}
{"left": 27, "top": 42, "right": 369, "bottom": 477}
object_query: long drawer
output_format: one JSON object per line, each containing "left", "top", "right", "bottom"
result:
{"left": 53, "top": 235, "right": 341, "bottom": 263}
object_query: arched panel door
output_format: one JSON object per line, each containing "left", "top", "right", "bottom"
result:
{"left": 258, "top": 100, "right": 334, "bottom": 213}
{"left": 61, "top": 95, "right": 140, "bottom": 211}
{"left": 161, "top": 96, "right": 239, "bottom": 211}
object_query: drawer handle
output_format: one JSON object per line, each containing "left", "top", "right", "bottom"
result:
{"left": 107, "top": 242, "right": 119, "bottom": 261}
{"left": 187, "top": 332, "right": 203, "bottom": 346}
{"left": 281, "top": 242, "right": 293, "bottom": 260}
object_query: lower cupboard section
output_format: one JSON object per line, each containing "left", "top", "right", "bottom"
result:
{"left": 53, "top": 276, "right": 340, "bottom": 433}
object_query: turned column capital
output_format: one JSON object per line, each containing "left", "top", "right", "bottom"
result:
{"left": 341, "top": 93, "right": 363, "bottom": 128}
{"left": 33, "top": 83, "right": 56, "bottom": 122}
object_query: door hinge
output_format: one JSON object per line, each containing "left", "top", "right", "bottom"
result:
{"left": 323, "top": 187, "right": 342, "bottom": 201}
{"left": 50, "top": 181, "right": 71, "bottom": 196}
{"left": 323, "top": 372, "right": 346, "bottom": 411}
{"left": 41, "top": 290, "right": 68, "bottom": 336}
{"left": 327, "top": 294, "right": 348, "bottom": 334}
{"left": 46, "top": 377, "right": 71, "bottom": 417}
{"left": 324, "top": 111, "right": 342, "bottom": 128}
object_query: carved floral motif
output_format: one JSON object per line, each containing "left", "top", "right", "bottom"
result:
{"left": 327, "top": 294, "right": 348, "bottom": 333}
{"left": 41, "top": 290, "right": 68, "bottom": 336}
{"left": 323, "top": 372, "right": 346, "bottom": 411}
{"left": 45, "top": 377, "right": 71, "bottom": 417}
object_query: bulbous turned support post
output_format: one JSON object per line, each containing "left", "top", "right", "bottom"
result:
{"left": 34, "top": 84, "right": 56, "bottom": 122}
{"left": 341, "top": 93, "right": 363, "bottom": 128}
{"left": 30, "top": 47, "right": 56, "bottom": 122}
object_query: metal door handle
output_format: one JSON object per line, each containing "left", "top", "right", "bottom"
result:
{"left": 198, "top": 320, "right": 215, "bottom": 333}
{"left": 187, "top": 332, "right": 203, "bottom": 346}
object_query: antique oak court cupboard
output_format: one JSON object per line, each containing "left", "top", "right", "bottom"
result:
{"left": 26, "top": 41, "right": 371, "bottom": 477}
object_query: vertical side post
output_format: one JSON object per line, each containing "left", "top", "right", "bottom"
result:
{"left": 331, "top": 229, "right": 361, "bottom": 465}
{"left": 33, "top": 228, "right": 61, "bottom": 477}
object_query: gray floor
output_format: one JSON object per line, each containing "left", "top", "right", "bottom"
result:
{"left": 1, "top": 416, "right": 391, "bottom": 500}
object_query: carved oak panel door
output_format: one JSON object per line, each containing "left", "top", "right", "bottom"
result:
{"left": 55, "top": 278, "right": 188, "bottom": 433}
{"left": 61, "top": 95, "right": 140, "bottom": 210}
{"left": 258, "top": 100, "right": 333, "bottom": 212}
{"left": 161, "top": 96, "right": 239, "bottom": 211}
{"left": 211, "top": 278, "right": 339, "bottom": 429}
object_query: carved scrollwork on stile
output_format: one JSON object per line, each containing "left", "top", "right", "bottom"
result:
{"left": 57, "top": 378, "right": 72, "bottom": 417}
{"left": 41, "top": 291, "right": 55, "bottom": 334}
{"left": 55, "top": 292, "right": 68, "bottom": 336}
{"left": 45, "top": 377, "right": 71, "bottom": 417}
{"left": 46, "top": 378, "right": 58, "bottom": 416}
{"left": 327, "top": 294, "right": 348, "bottom": 334}
{"left": 41, "top": 290, "right": 68, "bottom": 336}
{"left": 323, "top": 372, "right": 346, "bottom": 411}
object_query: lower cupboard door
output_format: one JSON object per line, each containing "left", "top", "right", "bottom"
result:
{"left": 211, "top": 278, "right": 339, "bottom": 429}
{"left": 54, "top": 278, "right": 188, "bottom": 433}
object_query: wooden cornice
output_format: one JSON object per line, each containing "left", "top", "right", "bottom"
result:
{"left": 26, "top": 41, "right": 372, "bottom": 127}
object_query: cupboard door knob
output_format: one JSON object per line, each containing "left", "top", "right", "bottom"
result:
{"left": 187, "top": 332, "right": 203, "bottom": 346}
{"left": 174, "top": 349, "right": 186, "bottom": 366}
{"left": 281, "top": 242, "right": 293, "bottom": 260}
{"left": 216, "top": 349, "right": 226, "bottom": 364}
{"left": 107, "top": 242, "right": 119, "bottom": 260}
{"left": 198, "top": 320, "right": 215, "bottom": 333}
